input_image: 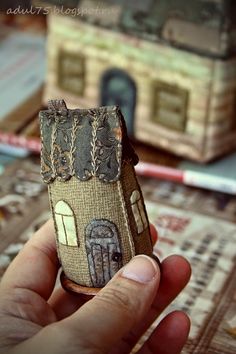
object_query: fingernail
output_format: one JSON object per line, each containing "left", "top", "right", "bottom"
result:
{"left": 121, "top": 255, "right": 159, "bottom": 284}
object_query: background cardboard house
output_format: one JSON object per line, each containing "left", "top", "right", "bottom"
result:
{"left": 40, "top": 101, "right": 153, "bottom": 288}
{"left": 43, "top": 0, "right": 236, "bottom": 162}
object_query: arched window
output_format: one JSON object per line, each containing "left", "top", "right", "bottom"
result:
{"left": 130, "top": 190, "right": 148, "bottom": 234}
{"left": 54, "top": 200, "right": 78, "bottom": 246}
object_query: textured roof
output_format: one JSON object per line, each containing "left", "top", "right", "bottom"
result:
{"left": 39, "top": 100, "right": 138, "bottom": 183}
{"left": 45, "top": 0, "right": 235, "bottom": 40}
{"left": 42, "top": 0, "right": 236, "bottom": 57}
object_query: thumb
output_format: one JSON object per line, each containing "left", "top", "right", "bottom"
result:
{"left": 62, "top": 255, "right": 160, "bottom": 352}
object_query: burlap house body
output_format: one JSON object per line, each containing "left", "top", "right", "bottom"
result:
{"left": 40, "top": 100, "right": 153, "bottom": 288}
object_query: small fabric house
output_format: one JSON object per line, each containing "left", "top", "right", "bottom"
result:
{"left": 40, "top": 100, "right": 153, "bottom": 288}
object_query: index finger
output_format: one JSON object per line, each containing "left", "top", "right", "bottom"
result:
{"left": 0, "top": 219, "right": 59, "bottom": 300}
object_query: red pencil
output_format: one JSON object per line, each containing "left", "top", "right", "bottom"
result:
{"left": 135, "top": 161, "right": 184, "bottom": 183}
{"left": 135, "top": 161, "right": 236, "bottom": 195}
{"left": 0, "top": 132, "right": 41, "bottom": 153}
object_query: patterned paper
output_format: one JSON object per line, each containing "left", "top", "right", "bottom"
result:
{"left": 137, "top": 176, "right": 236, "bottom": 354}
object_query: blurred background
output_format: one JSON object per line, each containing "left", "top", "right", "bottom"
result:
{"left": 0, "top": 1, "right": 236, "bottom": 353}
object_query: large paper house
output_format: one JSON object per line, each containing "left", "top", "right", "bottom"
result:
{"left": 43, "top": 0, "right": 236, "bottom": 162}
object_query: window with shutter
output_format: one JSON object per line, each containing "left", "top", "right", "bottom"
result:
{"left": 152, "top": 81, "right": 189, "bottom": 132}
{"left": 58, "top": 51, "right": 85, "bottom": 96}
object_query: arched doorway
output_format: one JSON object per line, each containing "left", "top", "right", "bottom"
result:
{"left": 100, "top": 68, "right": 136, "bottom": 136}
{"left": 85, "top": 219, "right": 122, "bottom": 287}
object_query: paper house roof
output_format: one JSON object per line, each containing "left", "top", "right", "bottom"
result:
{"left": 42, "top": 0, "right": 236, "bottom": 57}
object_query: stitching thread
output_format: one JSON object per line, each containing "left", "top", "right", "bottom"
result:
{"left": 117, "top": 180, "right": 135, "bottom": 258}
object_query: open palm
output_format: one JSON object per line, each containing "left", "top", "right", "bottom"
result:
{"left": 0, "top": 220, "right": 191, "bottom": 354}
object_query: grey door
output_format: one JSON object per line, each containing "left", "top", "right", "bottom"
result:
{"left": 101, "top": 68, "right": 136, "bottom": 136}
{"left": 85, "top": 219, "right": 122, "bottom": 287}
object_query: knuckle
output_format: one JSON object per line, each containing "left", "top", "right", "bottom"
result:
{"left": 122, "top": 328, "right": 139, "bottom": 345}
{"left": 95, "top": 281, "right": 141, "bottom": 318}
{"left": 46, "top": 323, "right": 102, "bottom": 353}
{"left": 44, "top": 323, "right": 77, "bottom": 347}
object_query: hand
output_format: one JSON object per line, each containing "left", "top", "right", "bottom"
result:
{"left": 0, "top": 220, "right": 191, "bottom": 354}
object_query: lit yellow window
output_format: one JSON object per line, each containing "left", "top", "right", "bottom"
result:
{"left": 54, "top": 200, "right": 78, "bottom": 246}
{"left": 130, "top": 190, "right": 148, "bottom": 234}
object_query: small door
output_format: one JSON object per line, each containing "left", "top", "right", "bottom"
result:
{"left": 101, "top": 68, "right": 136, "bottom": 136}
{"left": 85, "top": 219, "right": 122, "bottom": 287}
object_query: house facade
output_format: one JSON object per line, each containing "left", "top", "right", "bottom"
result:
{"left": 43, "top": 0, "right": 236, "bottom": 162}
{"left": 40, "top": 101, "right": 153, "bottom": 288}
